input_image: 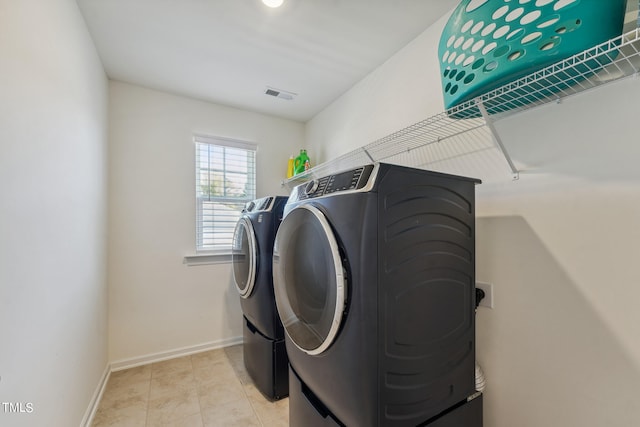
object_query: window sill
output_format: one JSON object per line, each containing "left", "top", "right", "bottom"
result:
{"left": 183, "top": 252, "right": 232, "bottom": 266}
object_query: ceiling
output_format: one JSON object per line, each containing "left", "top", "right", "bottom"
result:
{"left": 76, "top": 0, "right": 458, "bottom": 122}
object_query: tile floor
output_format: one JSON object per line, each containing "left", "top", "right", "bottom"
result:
{"left": 91, "top": 345, "right": 289, "bottom": 427}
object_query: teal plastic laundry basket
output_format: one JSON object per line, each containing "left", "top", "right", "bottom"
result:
{"left": 438, "top": 0, "right": 627, "bottom": 113}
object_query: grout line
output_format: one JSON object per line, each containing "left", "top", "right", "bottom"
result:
{"left": 191, "top": 353, "right": 207, "bottom": 427}
{"left": 242, "top": 383, "right": 266, "bottom": 427}
{"left": 144, "top": 367, "right": 152, "bottom": 427}
{"left": 228, "top": 346, "right": 266, "bottom": 427}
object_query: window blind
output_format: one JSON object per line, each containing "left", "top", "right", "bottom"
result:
{"left": 194, "top": 135, "right": 256, "bottom": 252}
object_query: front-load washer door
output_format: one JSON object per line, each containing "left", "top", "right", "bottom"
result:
{"left": 273, "top": 204, "right": 346, "bottom": 356}
{"left": 232, "top": 217, "right": 257, "bottom": 298}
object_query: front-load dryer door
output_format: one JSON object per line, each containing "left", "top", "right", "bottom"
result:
{"left": 273, "top": 204, "right": 346, "bottom": 356}
{"left": 232, "top": 217, "right": 257, "bottom": 298}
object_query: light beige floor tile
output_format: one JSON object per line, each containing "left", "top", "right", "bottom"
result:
{"left": 234, "top": 368, "right": 253, "bottom": 386}
{"left": 223, "top": 346, "right": 245, "bottom": 370}
{"left": 253, "top": 398, "right": 289, "bottom": 423}
{"left": 255, "top": 401, "right": 289, "bottom": 426}
{"left": 242, "top": 382, "right": 262, "bottom": 400}
{"left": 243, "top": 384, "right": 289, "bottom": 425}
{"left": 191, "top": 349, "right": 228, "bottom": 370}
{"left": 149, "top": 369, "right": 196, "bottom": 400}
{"left": 244, "top": 383, "right": 289, "bottom": 425}
{"left": 91, "top": 403, "right": 147, "bottom": 427}
{"left": 221, "top": 345, "right": 253, "bottom": 385}
{"left": 157, "top": 412, "right": 204, "bottom": 427}
{"left": 201, "top": 398, "right": 261, "bottom": 427}
{"left": 222, "top": 344, "right": 242, "bottom": 363}
{"left": 151, "top": 356, "right": 193, "bottom": 379}
{"left": 108, "top": 365, "right": 152, "bottom": 390}
{"left": 197, "top": 374, "right": 246, "bottom": 409}
{"left": 100, "top": 380, "right": 150, "bottom": 411}
{"left": 258, "top": 417, "right": 289, "bottom": 427}
{"left": 146, "top": 387, "right": 201, "bottom": 425}
{"left": 193, "top": 361, "right": 239, "bottom": 388}
{"left": 93, "top": 345, "right": 289, "bottom": 427}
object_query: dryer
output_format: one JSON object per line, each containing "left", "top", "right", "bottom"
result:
{"left": 232, "top": 195, "right": 288, "bottom": 400}
{"left": 273, "top": 163, "right": 482, "bottom": 426}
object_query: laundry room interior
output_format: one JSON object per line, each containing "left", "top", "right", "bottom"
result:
{"left": 2, "top": 0, "right": 640, "bottom": 426}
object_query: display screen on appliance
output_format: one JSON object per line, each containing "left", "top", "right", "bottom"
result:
{"left": 328, "top": 169, "right": 360, "bottom": 192}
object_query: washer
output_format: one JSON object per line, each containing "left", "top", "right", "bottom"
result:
{"left": 273, "top": 163, "right": 482, "bottom": 426}
{"left": 232, "top": 195, "right": 288, "bottom": 400}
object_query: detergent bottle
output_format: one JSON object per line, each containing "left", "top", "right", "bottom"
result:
{"left": 293, "top": 149, "right": 310, "bottom": 175}
{"left": 286, "top": 155, "right": 294, "bottom": 179}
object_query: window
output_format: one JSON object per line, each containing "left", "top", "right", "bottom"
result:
{"left": 194, "top": 135, "right": 256, "bottom": 252}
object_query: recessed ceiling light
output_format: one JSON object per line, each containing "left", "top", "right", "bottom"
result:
{"left": 262, "top": 0, "right": 284, "bottom": 8}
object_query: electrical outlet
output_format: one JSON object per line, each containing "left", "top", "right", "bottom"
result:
{"left": 476, "top": 282, "right": 494, "bottom": 309}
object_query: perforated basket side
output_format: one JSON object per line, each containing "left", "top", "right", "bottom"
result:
{"left": 438, "top": 0, "right": 627, "bottom": 113}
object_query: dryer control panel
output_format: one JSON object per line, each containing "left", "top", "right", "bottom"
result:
{"left": 242, "top": 196, "right": 287, "bottom": 213}
{"left": 290, "top": 164, "right": 376, "bottom": 202}
{"left": 243, "top": 197, "right": 273, "bottom": 213}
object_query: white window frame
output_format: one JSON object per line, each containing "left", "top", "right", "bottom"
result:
{"left": 193, "top": 134, "right": 256, "bottom": 255}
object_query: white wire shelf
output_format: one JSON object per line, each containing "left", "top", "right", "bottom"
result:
{"left": 283, "top": 27, "right": 640, "bottom": 188}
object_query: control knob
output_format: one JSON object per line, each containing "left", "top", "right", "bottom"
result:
{"left": 304, "top": 180, "right": 319, "bottom": 195}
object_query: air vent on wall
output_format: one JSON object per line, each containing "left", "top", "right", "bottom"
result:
{"left": 264, "top": 86, "right": 297, "bottom": 100}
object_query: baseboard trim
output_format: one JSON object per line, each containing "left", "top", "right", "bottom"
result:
{"left": 110, "top": 336, "right": 243, "bottom": 372}
{"left": 80, "top": 363, "right": 110, "bottom": 427}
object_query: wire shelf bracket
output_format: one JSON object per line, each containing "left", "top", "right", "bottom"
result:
{"left": 282, "top": 27, "right": 640, "bottom": 189}
{"left": 475, "top": 98, "right": 519, "bottom": 181}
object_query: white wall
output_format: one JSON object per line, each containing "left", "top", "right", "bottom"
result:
{"left": 0, "top": 0, "right": 109, "bottom": 426}
{"left": 475, "top": 81, "right": 640, "bottom": 427}
{"left": 306, "top": 9, "right": 640, "bottom": 427}
{"left": 305, "top": 13, "right": 449, "bottom": 164}
{"left": 108, "top": 81, "right": 303, "bottom": 363}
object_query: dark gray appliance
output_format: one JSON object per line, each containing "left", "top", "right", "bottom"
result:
{"left": 232, "top": 196, "right": 288, "bottom": 400}
{"left": 273, "top": 163, "right": 482, "bottom": 426}
{"left": 288, "top": 366, "right": 483, "bottom": 427}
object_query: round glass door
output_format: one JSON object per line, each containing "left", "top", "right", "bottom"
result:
{"left": 273, "top": 204, "right": 347, "bottom": 355}
{"left": 232, "top": 217, "right": 257, "bottom": 298}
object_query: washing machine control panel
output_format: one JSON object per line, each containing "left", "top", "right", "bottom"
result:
{"left": 243, "top": 197, "right": 276, "bottom": 213}
{"left": 292, "top": 164, "right": 375, "bottom": 202}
